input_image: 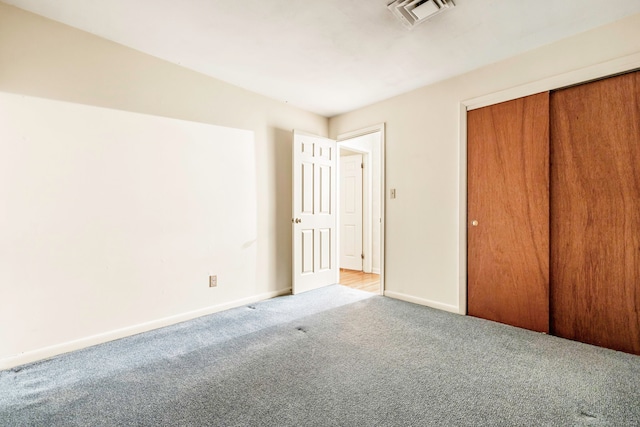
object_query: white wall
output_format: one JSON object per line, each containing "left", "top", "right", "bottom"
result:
{"left": 329, "top": 13, "right": 640, "bottom": 313}
{"left": 0, "top": 3, "right": 327, "bottom": 368}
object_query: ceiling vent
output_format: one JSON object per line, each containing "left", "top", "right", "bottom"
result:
{"left": 387, "top": 0, "right": 455, "bottom": 29}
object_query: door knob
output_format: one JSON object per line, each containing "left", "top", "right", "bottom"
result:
{"left": 292, "top": 218, "right": 302, "bottom": 223}
{"left": 471, "top": 220, "right": 478, "bottom": 226}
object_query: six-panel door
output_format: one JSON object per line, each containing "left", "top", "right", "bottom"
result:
{"left": 292, "top": 131, "right": 338, "bottom": 294}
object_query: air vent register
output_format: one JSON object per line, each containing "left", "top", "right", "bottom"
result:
{"left": 387, "top": 0, "right": 455, "bottom": 29}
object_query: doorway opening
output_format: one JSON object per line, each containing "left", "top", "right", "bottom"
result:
{"left": 337, "top": 126, "right": 384, "bottom": 295}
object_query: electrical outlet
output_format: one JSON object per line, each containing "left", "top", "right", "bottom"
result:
{"left": 209, "top": 275, "right": 217, "bottom": 287}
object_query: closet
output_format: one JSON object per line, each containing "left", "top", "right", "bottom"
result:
{"left": 467, "top": 92, "right": 550, "bottom": 333}
{"left": 467, "top": 70, "right": 640, "bottom": 355}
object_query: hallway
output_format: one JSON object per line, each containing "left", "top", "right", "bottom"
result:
{"left": 339, "top": 269, "right": 381, "bottom": 295}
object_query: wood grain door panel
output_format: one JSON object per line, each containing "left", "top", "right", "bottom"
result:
{"left": 550, "top": 71, "right": 640, "bottom": 355}
{"left": 467, "top": 92, "right": 550, "bottom": 333}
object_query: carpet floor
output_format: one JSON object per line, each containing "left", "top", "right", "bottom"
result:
{"left": 1, "top": 285, "right": 639, "bottom": 426}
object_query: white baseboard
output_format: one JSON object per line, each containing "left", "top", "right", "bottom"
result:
{"left": 384, "top": 290, "right": 461, "bottom": 314}
{"left": 0, "top": 287, "right": 292, "bottom": 371}
{"left": 372, "top": 268, "right": 381, "bottom": 274}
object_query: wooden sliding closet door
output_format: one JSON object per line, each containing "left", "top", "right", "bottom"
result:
{"left": 467, "top": 92, "right": 550, "bottom": 333}
{"left": 550, "top": 71, "right": 640, "bottom": 355}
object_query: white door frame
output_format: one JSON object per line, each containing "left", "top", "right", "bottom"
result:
{"left": 337, "top": 124, "right": 385, "bottom": 294}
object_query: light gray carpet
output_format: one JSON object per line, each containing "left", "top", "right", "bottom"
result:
{"left": 1, "top": 285, "right": 639, "bottom": 426}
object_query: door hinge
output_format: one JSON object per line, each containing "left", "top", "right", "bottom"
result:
{"left": 361, "top": 253, "right": 365, "bottom": 259}
{"left": 361, "top": 163, "right": 364, "bottom": 169}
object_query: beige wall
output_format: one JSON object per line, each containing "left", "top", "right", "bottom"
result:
{"left": 0, "top": 3, "right": 327, "bottom": 368}
{"left": 329, "top": 13, "right": 640, "bottom": 313}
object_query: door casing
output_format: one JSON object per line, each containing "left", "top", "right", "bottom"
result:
{"left": 337, "top": 124, "right": 386, "bottom": 294}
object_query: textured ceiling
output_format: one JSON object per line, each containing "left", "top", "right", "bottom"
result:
{"left": 3, "top": 0, "right": 640, "bottom": 116}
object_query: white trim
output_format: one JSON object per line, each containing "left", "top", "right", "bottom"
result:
{"left": 372, "top": 268, "right": 381, "bottom": 274}
{"left": 338, "top": 124, "right": 386, "bottom": 295}
{"left": 362, "top": 151, "right": 372, "bottom": 273}
{"left": 0, "top": 288, "right": 291, "bottom": 370}
{"left": 458, "top": 52, "right": 640, "bottom": 318}
{"left": 457, "top": 103, "right": 468, "bottom": 315}
{"left": 380, "top": 125, "right": 385, "bottom": 294}
{"left": 466, "top": 52, "right": 640, "bottom": 110}
{"left": 337, "top": 123, "right": 386, "bottom": 141}
{"left": 384, "top": 290, "right": 460, "bottom": 314}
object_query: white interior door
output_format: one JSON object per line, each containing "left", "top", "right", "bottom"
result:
{"left": 340, "top": 154, "right": 363, "bottom": 271}
{"left": 292, "top": 131, "right": 338, "bottom": 294}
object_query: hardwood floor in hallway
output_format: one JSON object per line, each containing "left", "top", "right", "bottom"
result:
{"left": 339, "top": 269, "right": 381, "bottom": 295}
